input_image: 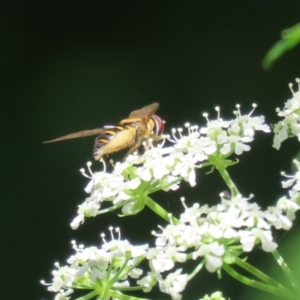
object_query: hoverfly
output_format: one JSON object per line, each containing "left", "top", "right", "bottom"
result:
{"left": 43, "top": 103, "right": 165, "bottom": 161}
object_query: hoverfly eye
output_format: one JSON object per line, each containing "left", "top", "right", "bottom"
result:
{"left": 151, "top": 115, "right": 164, "bottom": 135}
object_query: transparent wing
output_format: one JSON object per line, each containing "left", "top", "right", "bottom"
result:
{"left": 43, "top": 128, "right": 106, "bottom": 143}
{"left": 129, "top": 102, "right": 159, "bottom": 118}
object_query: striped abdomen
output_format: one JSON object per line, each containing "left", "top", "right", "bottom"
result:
{"left": 93, "top": 125, "right": 125, "bottom": 159}
{"left": 93, "top": 125, "right": 140, "bottom": 161}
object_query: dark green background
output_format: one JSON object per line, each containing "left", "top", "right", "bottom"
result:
{"left": 2, "top": 1, "right": 300, "bottom": 299}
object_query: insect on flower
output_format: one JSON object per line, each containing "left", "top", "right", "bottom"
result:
{"left": 43, "top": 103, "right": 165, "bottom": 161}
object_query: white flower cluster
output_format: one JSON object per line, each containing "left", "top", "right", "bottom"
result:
{"left": 71, "top": 105, "right": 270, "bottom": 229}
{"left": 41, "top": 227, "right": 149, "bottom": 300}
{"left": 42, "top": 98, "right": 300, "bottom": 300}
{"left": 273, "top": 78, "right": 300, "bottom": 149}
{"left": 147, "top": 193, "right": 298, "bottom": 288}
{"left": 281, "top": 159, "right": 300, "bottom": 207}
{"left": 200, "top": 104, "right": 270, "bottom": 155}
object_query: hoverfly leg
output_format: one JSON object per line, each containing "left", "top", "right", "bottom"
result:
{"left": 103, "top": 155, "right": 110, "bottom": 166}
{"left": 134, "top": 126, "right": 142, "bottom": 146}
{"left": 101, "top": 155, "right": 115, "bottom": 171}
{"left": 122, "top": 144, "right": 138, "bottom": 161}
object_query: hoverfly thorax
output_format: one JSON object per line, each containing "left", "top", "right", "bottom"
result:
{"left": 44, "top": 103, "right": 165, "bottom": 161}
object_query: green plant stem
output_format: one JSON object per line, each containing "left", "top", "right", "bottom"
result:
{"left": 272, "top": 249, "right": 300, "bottom": 294}
{"left": 145, "top": 196, "right": 179, "bottom": 224}
{"left": 106, "top": 290, "right": 151, "bottom": 300}
{"left": 223, "top": 262, "right": 298, "bottom": 300}
{"left": 235, "top": 257, "right": 283, "bottom": 287}
{"left": 108, "top": 255, "right": 131, "bottom": 285}
{"left": 215, "top": 163, "right": 239, "bottom": 196}
{"left": 75, "top": 290, "right": 98, "bottom": 300}
{"left": 188, "top": 260, "right": 204, "bottom": 281}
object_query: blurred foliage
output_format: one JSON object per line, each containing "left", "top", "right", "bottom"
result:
{"left": 263, "top": 23, "right": 300, "bottom": 69}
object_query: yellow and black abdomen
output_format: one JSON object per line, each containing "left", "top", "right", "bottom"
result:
{"left": 93, "top": 125, "right": 137, "bottom": 160}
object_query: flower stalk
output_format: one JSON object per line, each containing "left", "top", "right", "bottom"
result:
{"left": 42, "top": 79, "right": 300, "bottom": 300}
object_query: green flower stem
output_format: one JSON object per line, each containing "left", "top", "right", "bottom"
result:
{"left": 215, "top": 163, "right": 239, "bottom": 196}
{"left": 150, "top": 177, "right": 182, "bottom": 193}
{"left": 223, "top": 262, "right": 298, "bottom": 300}
{"left": 96, "top": 199, "right": 133, "bottom": 215}
{"left": 75, "top": 290, "right": 98, "bottom": 300}
{"left": 145, "top": 196, "right": 179, "bottom": 224}
{"left": 108, "top": 255, "right": 131, "bottom": 285}
{"left": 272, "top": 249, "right": 300, "bottom": 294}
{"left": 188, "top": 260, "right": 204, "bottom": 281}
{"left": 108, "top": 290, "right": 151, "bottom": 300}
{"left": 235, "top": 257, "right": 283, "bottom": 287}
{"left": 117, "top": 285, "right": 145, "bottom": 292}
{"left": 118, "top": 256, "right": 145, "bottom": 281}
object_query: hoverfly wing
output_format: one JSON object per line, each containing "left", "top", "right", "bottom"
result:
{"left": 43, "top": 128, "right": 106, "bottom": 143}
{"left": 129, "top": 102, "right": 159, "bottom": 118}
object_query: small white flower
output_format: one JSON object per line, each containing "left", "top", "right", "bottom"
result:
{"left": 159, "top": 269, "right": 188, "bottom": 300}
{"left": 200, "top": 291, "right": 226, "bottom": 300}
{"left": 282, "top": 160, "right": 300, "bottom": 189}
{"left": 53, "top": 288, "right": 73, "bottom": 300}
{"left": 137, "top": 272, "right": 159, "bottom": 292}
{"left": 231, "top": 104, "right": 270, "bottom": 136}
{"left": 276, "top": 196, "right": 299, "bottom": 221}
{"left": 148, "top": 248, "right": 175, "bottom": 273}
{"left": 273, "top": 79, "right": 300, "bottom": 149}
{"left": 201, "top": 105, "right": 269, "bottom": 156}
{"left": 194, "top": 242, "right": 225, "bottom": 272}
{"left": 219, "top": 134, "right": 252, "bottom": 155}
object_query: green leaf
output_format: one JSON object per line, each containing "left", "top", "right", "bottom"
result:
{"left": 263, "top": 23, "right": 300, "bottom": 69}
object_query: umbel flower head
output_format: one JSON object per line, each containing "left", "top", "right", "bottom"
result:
{"left": 148, "top": 192, "right": 296, "bottom": 276}
{"left": 41, "top": 227, "right": 151, "bottom": 300}
{"left": 42, "top": 98, "right": 300, "bottom": 300}
{"left": 71, "top": 104, "right": 270, "bottom": 230}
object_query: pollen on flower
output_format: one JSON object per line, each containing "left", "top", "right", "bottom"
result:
{"left": 80, "top": 161, "right": 105, "bottom": 179}
{"left": 169, "top": 127, "right": 184, "bottom": 141}
{"left": 107, "top": 226, "right": 121, "bottom": 241}
{"left": 180, "top": 197, "right": 192, "bottom": 212}
{"left": 288, "top": 78, "right": 300, "bottom": 95}
{"left": 142, "top": 138, "right": 154, "bottom": 150}
{"left": 101, "top": 232, "right": 106, "bottom": 243}
{"left": 79, "top": 167, "right": 91, "bottom": 179}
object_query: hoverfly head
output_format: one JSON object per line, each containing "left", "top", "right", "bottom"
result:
{"left": 151, "top": 115, "right": 165, "bottom": 136}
